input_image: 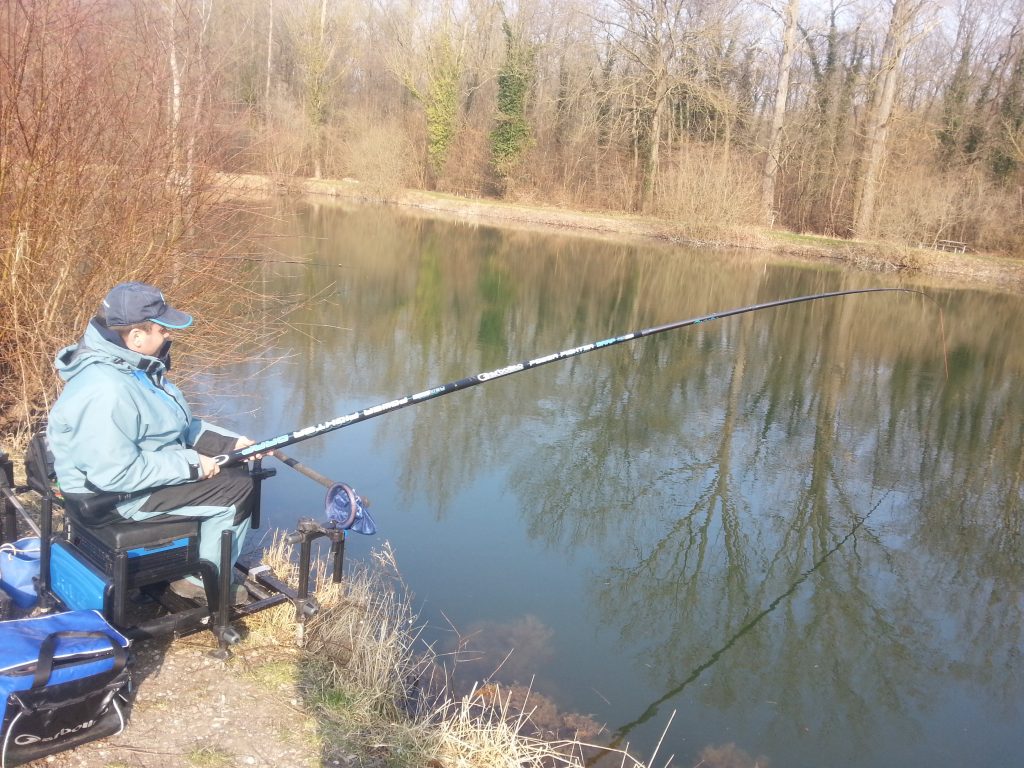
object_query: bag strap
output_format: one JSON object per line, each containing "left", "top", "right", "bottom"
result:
{"left": 0, "top": 542, "right": 38, "bottom": 556}
{"left": 32, "top": 631, "right": 128, "bottom": 689}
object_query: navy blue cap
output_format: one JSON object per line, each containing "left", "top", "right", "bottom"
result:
{"left": 100, "top": 282, "right": 193, "bottom": 329}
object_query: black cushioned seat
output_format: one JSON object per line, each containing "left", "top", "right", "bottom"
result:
{"left": 24, "top": 431, "right": 202, "bottom": 550}
{"left": 67, "top": 513, "right": 199, "bottom": 550}
{"left": 62, "top": 508, "right": 210, "bottom": 628}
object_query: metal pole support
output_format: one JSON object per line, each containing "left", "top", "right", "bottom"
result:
{"left": 0, "top": 451, "right": 16, "bottom": 544}
{"left": 211, "top": 530, "right": 240, "bottom": 657}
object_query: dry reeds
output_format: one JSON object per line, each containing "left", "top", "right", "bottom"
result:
{"left": 250, "top": 538, "right": 652, "bottom": 768}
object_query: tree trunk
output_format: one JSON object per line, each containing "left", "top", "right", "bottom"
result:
{"left": 763, "top": 0, "right": 799, "bottom": 225}
{"left": 315, "top": 0, "right": 327, "bottom": 178}
{"left": 304, "top": 0, "right": 331, "bottom": 180}
{"left": 167, "top": 0, "right": 182, "bottom": 182}
{"left": 854, "top": 0, "right": 922, "bottom": 238}
{"left": 639, "top": 95, "right": 664, "bottom": 213}
{"left": 265, "top": 0, "right": 274, "bottom": 121}
{"left": 184, "top": 0, "right": 214, "bottom": 195}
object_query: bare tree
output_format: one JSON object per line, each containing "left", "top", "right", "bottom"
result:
{"left": 0, "top": 0, "right": 268, "bottom": 430}
{"left": 762, "top": 0, "right": 800, "bottom": 224}
{"left": 167, "top": 0, "right": 184, "bottom": 180}
{"left": 164, "top": 0, "right": 215, "bottom": 195}
{"left": 854, "top": 0, "right": 933, "bottom": 238}
{"left": 604, "top": 0, "right": 691, "bottom": 212}
{"left": 303, "top": 0, "right": 337, "bottom": 179}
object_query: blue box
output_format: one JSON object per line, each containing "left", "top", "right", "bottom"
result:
{"left": 69, "top": 524, "right": 197, "bottom": 587}
{"left": 49, "top": 541, "right": 113, "bottom": 614}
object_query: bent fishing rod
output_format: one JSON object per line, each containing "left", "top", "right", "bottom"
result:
{"left": 214, "top": 286, "right": 927, "bottom": 466}
{"left": 70, "top": 287, "right": 928, "bottom": 515}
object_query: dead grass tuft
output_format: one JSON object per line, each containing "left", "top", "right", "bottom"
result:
{"left": 246, "top": 540, "right": 653, "bottom": 768}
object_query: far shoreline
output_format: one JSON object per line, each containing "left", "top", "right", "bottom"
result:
{"left": 218, "top": 171, "right": 1024, "bottom": 295}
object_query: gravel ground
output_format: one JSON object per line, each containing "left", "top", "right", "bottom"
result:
{"left": 44, "top": 633, "right": 324, "bottom": 768}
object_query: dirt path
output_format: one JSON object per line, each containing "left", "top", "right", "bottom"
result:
{"left": 47, "top": 634, "right": 325, "bottom": 768}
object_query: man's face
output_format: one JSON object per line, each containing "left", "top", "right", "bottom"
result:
{"left": 128, "top": 323, "right": 172, "bottom": 358}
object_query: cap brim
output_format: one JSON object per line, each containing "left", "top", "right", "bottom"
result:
{"left": 151, "top": 307, "right": 193, "bottom": 329}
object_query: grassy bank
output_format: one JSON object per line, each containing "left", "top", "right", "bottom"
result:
{"left": 218, "top": 172, "right": 1024, "bottom": 296}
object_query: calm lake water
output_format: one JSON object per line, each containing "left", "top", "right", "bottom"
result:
{"left": 195, "top": 201, "right": 1023, "bottom": 768}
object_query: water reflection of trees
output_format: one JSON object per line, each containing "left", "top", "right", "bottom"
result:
{"left": 512, "top": 279, "right": 1023, "bottom": 756}
{"left": 224, "top": 202, "right": 1022, "bottom": 762}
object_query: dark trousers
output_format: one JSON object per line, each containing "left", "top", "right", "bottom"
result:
{"left": 124, "top": 466, "right": 255, "bottom": 579}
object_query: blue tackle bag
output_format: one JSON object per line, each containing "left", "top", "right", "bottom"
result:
{"left": 0, "top": 539, "right": 41, "bottom": 611}
{"left": 0, "top": 611, "right": 132, "bottom": 768}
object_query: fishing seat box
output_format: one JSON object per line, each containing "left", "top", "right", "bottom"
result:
{"left": 0, "top": 610, "right": 132, "bottom": 767}
{"left": 67, "top": 516, "right": 200, "bottom": 589}
{"left": 55, "top": 516, "right": 201, "bottom": 626}
{"left": 22, "top": 431, "right": 203, "bottom": 618}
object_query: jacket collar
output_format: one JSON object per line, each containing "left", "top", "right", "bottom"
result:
{"left": 85, "top": 318, "right": 170, "bottom": 375}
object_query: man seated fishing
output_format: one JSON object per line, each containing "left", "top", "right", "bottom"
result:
{"left": 46, "top": 282, "right": 261, "bottom": 605}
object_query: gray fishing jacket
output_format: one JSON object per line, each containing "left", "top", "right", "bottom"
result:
{"left": 47, "top": 319, "right": 239, "bottom": 499}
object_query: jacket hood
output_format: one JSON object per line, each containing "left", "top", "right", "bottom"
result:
{"left": 54, "top": 318, "right": 169, "bottom": 382}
